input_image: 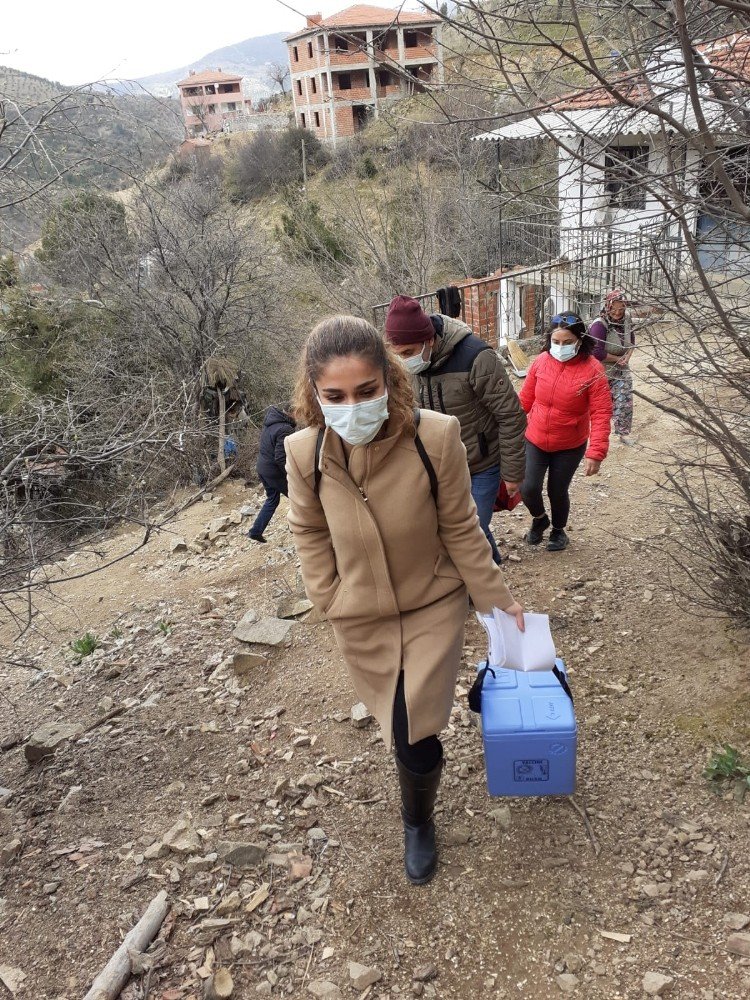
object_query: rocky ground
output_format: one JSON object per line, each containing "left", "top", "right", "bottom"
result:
{"left": 2, "top": 355, "right": 750, "bottom": 1000}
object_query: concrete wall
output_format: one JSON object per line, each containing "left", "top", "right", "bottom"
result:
{"left": 223, "top": 111, "right": 290, "bottom": 134}
{"left": 558, "top": 135, "right": 687, "bottom": 247}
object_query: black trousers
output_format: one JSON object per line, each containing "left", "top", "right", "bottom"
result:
{"left": 250, "top": 477, "right": 288, "bottom": 536}
{"left": 393, "top": 672, "right": 442, "bottom": 774}
{"left": 521, "top": 440, "right": 587, "bottom": 530}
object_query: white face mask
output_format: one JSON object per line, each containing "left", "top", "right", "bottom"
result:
{"left": 550, "top": 341, "right": 579, "bottom": 363}
{"left": 317, "top": 391, "right": 389, "bottom": 446}
{"left": 401, "top": 343, "right": 432, "bottom": 376}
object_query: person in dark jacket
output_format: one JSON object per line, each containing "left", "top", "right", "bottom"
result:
{"left": 384, "top": 295, "right": 527, "bottom": 564}
{"left": 249, "top": 404, "right": 296, "bottom": 543}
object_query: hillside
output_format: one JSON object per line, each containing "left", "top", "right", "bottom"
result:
{"left": 128, "top": 31, "right": 288, "bottom": 100}
{"left": 1, "top": 65, "right": 182, "bottom": 252}
{"left": 0, "top": 65, "right": 68, "bottom": 103}
{"left": 1, "top": 340, "right": 750, "bottom": 998}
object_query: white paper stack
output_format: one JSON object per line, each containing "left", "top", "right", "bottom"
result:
{"left": 475, "top": 609, "right": 556, "bottom": 672}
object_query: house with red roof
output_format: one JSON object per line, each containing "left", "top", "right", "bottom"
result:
{"left": 285, "top": 5, "right": 444, "bottom": 144}
{"left": 475, "top": 34, "right": 750, "bottom": 275}
{"left": 463, "top": 34, "right": 750, "bottom": 343}
{"left": 177, "top": 69, "right": 249, "bottom": 137}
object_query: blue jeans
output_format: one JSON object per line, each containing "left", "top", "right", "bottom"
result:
{"left": 250, "top": 479, "right": 287, "bottom": 537}
{"left": 470, "top": 464, "right": 502, "bottom": 565}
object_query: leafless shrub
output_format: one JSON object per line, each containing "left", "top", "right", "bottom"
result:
{"left": 425, "top": 0, "right": 750, "bottom": 625}
{"left": 1, "top": 110, "right": 301, "bottom": 631}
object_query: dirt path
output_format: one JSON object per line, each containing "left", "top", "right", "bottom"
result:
{"left": 2, "top": 357, "right": 750, "bottom": 1000}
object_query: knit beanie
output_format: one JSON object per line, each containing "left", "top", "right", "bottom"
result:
{"left": 384, "top": 295, "right": 435, "bottom": 346}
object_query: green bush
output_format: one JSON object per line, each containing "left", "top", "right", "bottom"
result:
{"left": 36, "top": 192, "right": 129, "bottom": 292}
{"left": 356, "top": 154, "right": 378, "bottom": 179}
{"left": 1, "top": 288, "right": 68, "bottom": 398}
{"left": 278, "top": 196, "right": 348, "bottom": 266}
{"left": 0, "top": 254, "right": 18, "bottom": 289}
{"left": 704, "top": 744, "right": 750, "bottom": 786}
{"left": 226, "top": 126, "right": 328, "bottom": 203}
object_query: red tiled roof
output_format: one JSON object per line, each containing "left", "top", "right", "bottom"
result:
{"left": 285, "top": 4, "right": 439, "bottom": 41}
{"left": 553, "top": 72, "right": 654, "bottom": 112}
{"left": 551, "top": 31, "right": 750, "bottom": 113}
{"left": 176, "top": 69, "right": 243, "bottom": 88}
{"left": 697, "top": 32, "right": 750, "bottom": 82}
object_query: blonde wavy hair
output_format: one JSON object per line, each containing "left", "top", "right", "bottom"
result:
{"left": 293, "top": 315, "right": 417, "bottom": 435}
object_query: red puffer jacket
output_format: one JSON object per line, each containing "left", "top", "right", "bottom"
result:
{"left": 519, "top": 350, "right": 613, "bottom": 461}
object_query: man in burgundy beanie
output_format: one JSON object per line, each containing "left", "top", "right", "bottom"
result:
{"left": 384, "top": 294, "right": 526, "bottom": 564}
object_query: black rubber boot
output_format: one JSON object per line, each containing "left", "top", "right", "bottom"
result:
{"left": 525, "top": 513, "right": 550, "bottom": 545}
{"left": 248, "top": 531, "right": 267, "bottom": 543}
{"left": 396, "top": 756, "right": 442, "bottom": 885}
{"left": 547, "top": 527, "right": 569, "bottom": 551}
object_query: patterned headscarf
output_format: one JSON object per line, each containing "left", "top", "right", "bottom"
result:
{"left": 603, "top": 289, "right": 626, "bottom": 317}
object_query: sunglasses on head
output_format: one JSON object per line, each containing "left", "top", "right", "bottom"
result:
{"left": 551, "top": 312, "right": 582, "bottom": 328}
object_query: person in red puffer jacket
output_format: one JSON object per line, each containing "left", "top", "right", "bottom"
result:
{"left": 519, "top": 312, "right": 613, "bottom": 551}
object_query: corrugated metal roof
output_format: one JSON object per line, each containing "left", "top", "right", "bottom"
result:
{"left": 472, "top": 98, "right": 739, "bottom": 142}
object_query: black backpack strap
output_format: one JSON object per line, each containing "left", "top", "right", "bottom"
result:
{"left": 313, "top": 428, "right": 324, "bottom": 495}
{"left": 552, "top": 664, "right": 574, "bottom": 704}
{"left": 413, "top": 408, "right": 438, "bottom": 505}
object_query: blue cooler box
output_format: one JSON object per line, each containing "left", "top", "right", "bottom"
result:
{"left": 479, "top": 658, "right": 577, "bottom": 797}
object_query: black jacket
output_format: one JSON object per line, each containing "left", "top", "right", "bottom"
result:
{"left": 257, "top": 407, "right": 296, "bottom": 491}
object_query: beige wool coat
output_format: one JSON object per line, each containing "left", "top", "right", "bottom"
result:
{"left": 285, "top": 409, "right": 515, "bottom": 749}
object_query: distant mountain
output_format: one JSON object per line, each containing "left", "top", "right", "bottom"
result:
{"left": 127, "top": 32, "right": 289, "bottom": 100}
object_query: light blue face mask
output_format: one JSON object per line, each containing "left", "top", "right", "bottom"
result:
{"left": 550, "top": 341, "right": 579, "bottom": 362}
{"left": 401, "top": 343, "right": 432, "bottom": 375}
{"left": 317, "top": 391, "right": 389, "bottom": 446}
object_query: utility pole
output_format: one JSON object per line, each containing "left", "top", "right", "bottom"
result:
{"left": 301, "top": 136, "right": 308, "bottom": 195}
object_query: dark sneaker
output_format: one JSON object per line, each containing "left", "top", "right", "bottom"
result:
{"left": 525, "top": 513, "right": 550, "bottom": 545}
{"left": 249, "top": 532, "right": 267, "bottom": 543}
{"left": 547, "top": 528, "right": 569, "bottom": 551}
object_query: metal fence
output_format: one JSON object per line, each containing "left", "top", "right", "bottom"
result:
{"left": 489, "top": 213, "right": 561, "bottom": 270}
{"left": 371, "top": 275, "right": 505, "bottom": 344}
{"left": 372, "top": 221, "right": 683, "bottom": 342}
{"left": 500, "top": 225, "right": 683, "bottom": 338}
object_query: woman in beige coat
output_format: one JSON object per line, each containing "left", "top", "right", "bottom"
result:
{"left": 285, "top": 316, "right": 524, "bottom": 885}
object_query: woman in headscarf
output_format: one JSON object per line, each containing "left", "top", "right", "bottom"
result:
{"left": 588, "top": 289, "right": 636, "bottom": 445}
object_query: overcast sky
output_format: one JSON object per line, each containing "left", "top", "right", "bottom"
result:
{"left": 4, "top": 1, "right": 424, "bottom": 85}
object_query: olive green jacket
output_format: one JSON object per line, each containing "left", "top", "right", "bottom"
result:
{"left": 414, "top": 316, "right": 527, "bottom": 481}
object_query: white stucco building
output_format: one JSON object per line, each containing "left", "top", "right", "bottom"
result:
{"left": 473, "top": 33, "right": 750, "bottom": 338}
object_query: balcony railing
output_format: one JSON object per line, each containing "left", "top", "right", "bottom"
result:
{"left": 327, "top": 43, "right": 438, "bottom": 68}
{"left": 402, "top": 46, "right": 438, "bottom": 61}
